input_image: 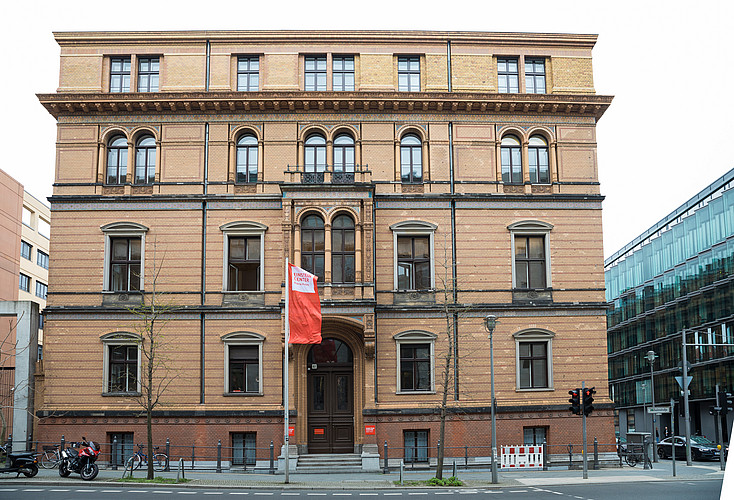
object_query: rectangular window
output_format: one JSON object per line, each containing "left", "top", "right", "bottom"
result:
{"left": 237, "top": 56, "right": 259, "bottom": 91}
{"left": 38, "top": 311, "right": 44, "bottom": 330}
{"left": 38, "top": 219, "right": 50, "bottom": 239}
{"left": 498, "top": 57, "right": 519, "bottom": 93}
{"left": 108, "top": 345, "right": 138, "bottom": 393}
{"left": 228, "top": 345, "right": 259, "bottom": 393}
{"left": 398, "top": 56, "right": 420, "bottom": 92}
{"left": 35, "top": 282, "right": 48, "bottom": 300}
{"left": 232, "top": 432, "right": 257, "bottom": 466}
{"left": 626, "top": 408, "right": 636, "bottom": 432}
{"left": 523, "top": 427, "right": 547, "bottom": 445}
{"left": 305, "top": 56, "right": 327, "bottom": 91}
{"left": 22, "top": 207, "right": 32, "bottom": 227}
{"left": 228, "top": 236, "right": 261, "bottom": 291}
{"left": 110, "top": 237, "right": 141, "bottom": 292}
{"left": 514, "top": 235, "right": 547, "bottom": 289}
{"left": 399, "top": 343, "right": 431, "bottom": 392}
{"left": 404, "top": 430, "right": 429, "bottom": 463}
{"left": 397, "top": 236, "right": 431, "bottom": 290}
{"left": 137, "top": 57, "right": 160, "bottom": 92}
{"left": 19, "top": 273, "right": 30, "bottom": 292}
{"left": 332, "top": 56, "right": 354, "bottom": 91}
{"left": 519, "top": 342, "right": 548, "bottom": 388}
{"left": 20, "top": 240, "right": 32, "bottom": 260}
{"left": 37, "top": 344, "right": 43, "bottom": 361}
{"left": 110, "top": 57, "right": 131, "bottom": 93}
{"left": 37, "top": 250, "right": 49, "bottom": 270}
{"left": 525, "top": 58, "right": 546, "bottom": 94}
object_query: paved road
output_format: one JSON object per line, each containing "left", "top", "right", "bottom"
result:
{"left": 0, "top": 480, "right": 723, "bottom": 500}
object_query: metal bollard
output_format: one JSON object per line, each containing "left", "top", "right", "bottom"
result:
{"left": 400, "top": 460, "right": 404, "bottom": 485}
{"left": 191, "top": 443, "right": 195, "bottom": 470}
{"left": 593, "top": 438, "right": 599, "bottom": 470}
{"left": 452, "top": 460, "right": 457, "bottom": 478}
{"left": 643, "top": 436, "right": 651, "bottom": 470}
{"left": 216, "top": 440, "right": 222, "bottom": 473}
{"left": 269, "top": 441, "right": 275, "bottom": 474}
{"left": 165, "top": 438, "right": 171, "bottom": 472}
{"left": 112, "top": 437, "right": 118, "bottom": 470}
{"left": 465, "top": 445, "right": 468, "bottom": 467}
{"left": 437, "top": 439, "right": 441, "bottom": 464}
{"left": 567, "top": 444, "right": 573, "bottom": 469}
{"left": 383, "top": 440, "right": 389, "bottom": 474}
{"left": 4, "top": 435, "right": 10, "bottom": 467}
{"left": 60, "top": 435, "right": 64, "bottom": 452}
{"left": 542, "top": 438, "right": 548, "bottom": 471}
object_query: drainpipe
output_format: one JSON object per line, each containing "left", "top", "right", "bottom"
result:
{"left": 373, "top": 196, "right": 378, "bottom": 404}
{"left": 447, "top": 40, "right": 459, "bottom": 399}
{"left": 447, "top": 40, "right": 452, "bottom": 93}
{"left": 200, "top": 39, "right": 211, "bottom": 404}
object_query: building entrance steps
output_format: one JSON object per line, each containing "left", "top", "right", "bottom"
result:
{"left": 296, "top": 453, "right": 363, "bottom": 473}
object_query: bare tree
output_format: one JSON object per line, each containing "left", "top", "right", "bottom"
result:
{"left": 126, "top": 242, "right": 179, "bottom": 479}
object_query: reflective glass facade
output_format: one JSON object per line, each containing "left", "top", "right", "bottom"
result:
{"left": 606, "top": 170, "right": 734, "bottom": 437}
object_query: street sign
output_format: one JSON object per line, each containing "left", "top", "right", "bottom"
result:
{"left": 648, "top": 406, "right": 671, "bottom": 414}
{"left": 675, "top": 375, "right": 693, "bottom": 389}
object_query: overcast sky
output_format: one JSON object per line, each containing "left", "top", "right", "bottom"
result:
{"left": 1, "top": 0, "right": 731, "bottom": 259}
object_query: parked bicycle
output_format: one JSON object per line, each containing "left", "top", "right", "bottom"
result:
{"left": 126, "top": 443, "right": 168, "bottom": 472}
{"left": 40, "top": 444, "right": 61, "bottom": 469}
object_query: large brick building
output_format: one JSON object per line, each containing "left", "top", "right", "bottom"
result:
{"left": 36, "top": 30, "right": 614, "bottom": 467}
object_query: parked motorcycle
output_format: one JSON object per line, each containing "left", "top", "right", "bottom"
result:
{"left": 0, "top": 444, "right": 38, "bottom": 477}
{"left": 58, "top": 437, "right": 100, "bottom": 480}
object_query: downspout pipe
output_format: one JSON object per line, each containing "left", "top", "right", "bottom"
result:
{"left": 447, "top": 39, "right": 460, "bottom": 399}
{"left": 200, "top": 39, "right": 211, "bottom": 404}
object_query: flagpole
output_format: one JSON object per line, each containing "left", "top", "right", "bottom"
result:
{"left": 284, "top": 258, "right": 290, "bottom": 484}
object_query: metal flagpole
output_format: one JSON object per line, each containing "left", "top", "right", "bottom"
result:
{"left": 284, "top": 258, "right": 290, "bottom": 484}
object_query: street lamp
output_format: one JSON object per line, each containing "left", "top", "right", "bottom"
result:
{"left": 646, "top": 350, "right": 658, "bottom": 463}
{"left": 484, "top": 314, "right": 498, "bottom": 484}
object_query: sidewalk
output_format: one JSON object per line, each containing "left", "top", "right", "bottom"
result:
{"left": 0, "top": 461, "right": 725, "bottom": 489}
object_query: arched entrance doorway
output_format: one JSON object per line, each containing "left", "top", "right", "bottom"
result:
{"left": 306, "top": 338, "right": 354, "bottom": 453}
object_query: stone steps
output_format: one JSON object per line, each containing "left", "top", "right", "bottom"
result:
{"left": 296, "top": 453, "right": 363, "bottom": 473}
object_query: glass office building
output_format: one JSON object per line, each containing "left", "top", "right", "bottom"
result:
{"left": 606, "top": 168, "right": 734, "bottom": 442}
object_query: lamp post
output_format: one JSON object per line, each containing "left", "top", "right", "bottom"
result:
{"left": 646, "top": 350, "right": 658, "bottom": 463}
{"left": 484, "top": 314, "right": 498, "bottom": 484}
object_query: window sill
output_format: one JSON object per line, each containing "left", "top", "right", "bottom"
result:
{"left": 516, "top": 387, "right": 554, "bottom": 392}
{"left": 223, "top": 392, "right": 263, "bottom": 397}
{"left": 396, "top": 390, "right": 435, "bottom": 395}
{"left": 102, "top": 391, "right": 141, "bottom": 397}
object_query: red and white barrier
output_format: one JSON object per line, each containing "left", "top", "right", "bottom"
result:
{"left": 500, "top": 445, "right": 543, "bottom": 469}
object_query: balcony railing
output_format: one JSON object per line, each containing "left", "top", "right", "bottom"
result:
{"left": 285, "top": 164, "right": 371, "bottom": 184}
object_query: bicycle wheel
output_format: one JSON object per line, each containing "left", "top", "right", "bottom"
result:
{"left": 153, "top": 453, "right": 168, "bottom": 472}
{"left": 625, "top": 453, "right": 639, "bottom": 467}
{"left": 41, "top": 450, "right": 60, "bottom": 469}
{"left": 127, "top": 454, "right": 142, "bottom": 470}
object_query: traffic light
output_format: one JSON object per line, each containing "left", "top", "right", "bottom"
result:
{"left": 582, "top": 387, "right": 596, "bottom": 416}
{"left": 568, "top": 388, "right": 581, "bottom": 415}
{"left": 719, "top": 390, "right": 733, "bottom": 416}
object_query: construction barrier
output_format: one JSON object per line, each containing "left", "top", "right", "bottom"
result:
{"left": 500, "top": 445, "right": 543, "bottom": 469}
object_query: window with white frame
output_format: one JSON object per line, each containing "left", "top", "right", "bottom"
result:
{"left": 394, "top": 330, "right": 436, "bottom": 393}
{"left": 524, "top": 58, "right": 546, "bottom": 94}
{"left": 220, "top": 221, "right": 267, "bottom": 292}
{"left": 305, "top": 55, "right": 327, "bottom": 91}
{"left": 101, "top": 332, "right": 141, "bottom": 394}
{"left": 20, "top": 240, "right": 32, "bottom": 261}
{"left": 101, "top": 222, "right": 148, "bottom": 292}
{"left": 35, "top": 281, "right": 48, "bottom": 300}
{"left": 390, "top": 221, "right": 436, "bottom": 291}
{"left": 37, "top": 250, "right": 49, "bottom": 270}
{"left": 333, "top": 56, "right": 355, "bottom": 91}
{"left": 237, "top": 56, "right": 259, "bottom": 91}
{"left": 514, "top": 329, "right": 554, "bottom": 390}
{"left": 508, "top": 221, "right": 553, "bottom": 290}
{"left": 222, "top": 332, "right": 264, "bottom": 395}
{"left": 398, "top": 56, "right": 420, "bottom": 92}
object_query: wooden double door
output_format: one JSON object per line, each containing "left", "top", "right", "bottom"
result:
{"left": 307, "top": 338, "right": 354, "bottom": 454}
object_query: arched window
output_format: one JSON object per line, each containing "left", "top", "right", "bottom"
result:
{"left": 501, "top": 135, "right": 522, "bottom": 184}
{"left": 332, "top": 215, "right": 355, "bottom": 283}
{"left": 528, "top": 135, "right": 549, "bottom": 184}
{"left": 301, "top": 214, "right": 325, "bottom": 282}
{"left": 236, "top": 134, "right": 258, "bottom": 183}
{"left": 106, "top": 135, "right": 128, "bottom": 184}
{"left": 134, "top": 135, "right": 156, "bottom": 184}
{"left": 400, "top": 134, "right": 422, "bottom": 184}
{"left": 333, "top": 134, "right": 355, "bottom": 172}
{"left": 304, "top": 134, "right": 326, "bottom": 181}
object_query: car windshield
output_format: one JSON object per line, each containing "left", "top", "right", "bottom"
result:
{"left": 690, "top": 436, "right": 715, "bottom": 445}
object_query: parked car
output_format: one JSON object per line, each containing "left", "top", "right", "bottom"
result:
{"left": 657, "top": 435, "right": 725, "bottom": 461}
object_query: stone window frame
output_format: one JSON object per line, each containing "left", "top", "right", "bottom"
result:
{"left": 513, "top": 328, "right": 555, "bottom": 392}
{"left": 101, "top": 222, "right": 148, "bottom": 293}
{"left": 397, "top": 55, "right": 421, "bottom": 92}
{"left": 508, "top": 220, "right": 553, "bottom": 291}
{"left": 390, "top": 221, "right": 437, "bottom": 291}
{"left": 332, "top": 55, "right": 355, "bottom": 91}
{"left": 221, "top": 332, "right": 265, "bottom": 396}
{"left": 101, "top": 332, "right": 142, "bottom": 396}
{"left": 137, "top": 56, "right": 160, "bottom": 92}
{"left": 220, "top": 221, "right": 268, "bottom": 293}
{"left": 393, "top": 330, "right": 437, "bottom": 394}
{"left": 110, "top": 56, "right": 132, "bottom": 93}
{"left": 237, "top": 55, "right": 260, "bottom": 91}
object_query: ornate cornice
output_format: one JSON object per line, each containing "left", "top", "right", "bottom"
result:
{"left": 37, "top": 91, "right": 613, "bottom": 120}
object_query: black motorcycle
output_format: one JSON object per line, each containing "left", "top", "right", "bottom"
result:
{"left": 58, "top": 438, "right": 100, "bottom": 481}
{"left": 0, "top": 444, "right": 38, "bottom": 477}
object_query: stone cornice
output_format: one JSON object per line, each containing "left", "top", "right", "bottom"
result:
{"left": 37, "top": 91, "right": 612, "bottom": 120}
{"left": 53, "top": 30, "right": 598, "bottom": 48}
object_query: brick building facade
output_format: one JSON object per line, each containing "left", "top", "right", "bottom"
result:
{"left": 36, "top": 30, "right": 614, "bottom": 465}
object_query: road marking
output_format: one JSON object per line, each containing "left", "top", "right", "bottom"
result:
{"left": 50, "top": 490, "right": 71, "bottom": 492}
{"left": 102, "top": 491, "right": 123, "bottom": 493}
{"left": 408, "top": 494, "right": 428, "bottom": 496}
{"left": 358, "top": 495, "right": 377, "bottom": 497}
{"left": 230, "top": 494, "right": 252, "bottom": 496}
{"left": 0, "top": 490, "right": 18, "bottom": 492}
{"left": 332, "top": 494, "right": 352, "bottom": 497}
{"left": 281, "top": 494, "right": 300, "bottom": 497}
{"left": 178, "top": 493, "right": 198, "bottom": 495}
{"left": 22, "top": 490, "right": 43, "bottom": 492}
{"left": 384, "top": 494, "right": 403, "bottom": 497}
{"left": 76, "top": 490, "right": 95, "bottom": 493}
{"left": 153, "top": 491, "right": 174, "bottom": 494}
{"left": 254, "top": 494, "right": 274, "bottom": 496}
{"left": 204, "top": 494, "right": 224, "bottom": 496}
{"left": 129, "top": 491, "right": 149, "bottom": 493}
{"left": 307, "top": 495, "right": 326, "bottom": 497}
{"left": 509, "top": 491, "right": 528, "bottom": 493}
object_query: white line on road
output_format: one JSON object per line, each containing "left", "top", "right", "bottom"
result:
{"left": 358, "top": 495, "right": 378, "bottom": 497}
{"left": 101, "top": 491, "right": 123, "bottom": 493}
{"left": 384, "top": 494, "right": 403, "bottom": 496}
{"left": 230, "top": 494, "right": 252, "bottom": 496}
{"left": 307, "top": 494, "right": 326, "bottom": 497}
{"left": 509, "top": 491, "right": 528, "bottom": 493}
{"left": 254, "top": 494, "right": 274, "bottom": 496}
{"left": 49, "top": 490, "right": 71, "bottom": 492}
{"left": 22, "top": 490, "right": 43, "bottom": 492}
{"left": 153, "top": 491, "right": 174, "bottom": 494}
{"left": 332, "top": 494, "right": 352, "bottom": 496}
{"left": 281, "top": 494, "right": 300, "bottom": 496}
{"left": 407, "top": 494, "right": 428, "bottom": 496}
{"left": 204, "top": 494, "right": 224, "bottom": 496}
{"left": 75, "top": 490, "right": 96, "bottom": 493}
{"left": 178, "top": 493, "right": 198, "bottom": 495}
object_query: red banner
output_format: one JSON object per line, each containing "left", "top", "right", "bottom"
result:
{"left": 288, "top": 263, "right": 322, "bottom": 344}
